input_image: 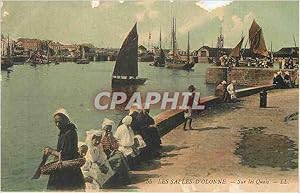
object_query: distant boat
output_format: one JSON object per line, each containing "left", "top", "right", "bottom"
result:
{"left": 76, "top": 46, "right": 90, "bottom": 64}
{"left": 166, "top": 17, "right": 194, "bottom": 71}
{"left": 112, "top": 23, "right": 147, "bottom": 87}
{"left": 230, "top": 36, "right": 244, "bottom": 59}
{"left": 153, "top": 28, "right": 166, "bottom": 67}
{"left": 225, "top": 36, "right": 245, "bottom": 66}
{"left": 1, "top": 35, "right": 14, "bottom": 71}
{"left": 26, "top": 44, "right": 51, "bottom": 65}
{"left": 239, "top": 19, "right": 273, "bottom": 66}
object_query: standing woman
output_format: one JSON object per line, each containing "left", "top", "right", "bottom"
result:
{"left": 44, "top": 109, "right": 85, "bottom": 191}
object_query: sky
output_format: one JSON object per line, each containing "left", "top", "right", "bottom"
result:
{"left": 1, "top": 0, "right": 299, "bottom": 51}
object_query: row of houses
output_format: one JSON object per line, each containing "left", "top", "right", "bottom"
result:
{"left": 1, "top": 35, "right": 298, "bottom": 63}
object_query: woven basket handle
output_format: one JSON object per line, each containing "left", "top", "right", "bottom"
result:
{"left": 57, "top": 151, "right": 63, "bottom": 169}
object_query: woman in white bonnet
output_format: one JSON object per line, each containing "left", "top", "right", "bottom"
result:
{"left": 114, "top": 115, "right": 139, "bottom": 169}
{"left": 114, "top": 116, "right": 135, "bottom": 156}
{"left": 46, "top": 108, "right": 85, "bottom": 191}
{"left": 227, "top": 80, "right": 237, "bottom": 102}
{"left": 83, "top": 130, "right": 114, "bottom": 189}
{"left": 101, "top": 118, "right": 131, "bottom": 187}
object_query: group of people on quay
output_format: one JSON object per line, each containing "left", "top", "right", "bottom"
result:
{"left": 217, "top": 55, "right": 274, "bottom": 68}
{"left": 273, "top": 70, "right": 297, "bottom": 89}
{"left": 43, "top": 107, "right": 162, "bottom": 191}
{"left": 279, "top": 57, "right": 298, "bottom": 70}
{"left": 215, "top": 80, "right": 238, "bottom": 103}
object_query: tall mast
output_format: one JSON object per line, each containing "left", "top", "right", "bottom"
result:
{"left": 271, "top": 41, "right": 273, "bottom": 53}
{"left": 159, "top": 26, "right": 162, "bottom": 49}
{"left": 7, "top": 34, "right": 10, "bottom": 60}
{"left": 172, "top": 17, "right": 175, "bottom": 61}
{"left": 82, "top": 46, "right": 85, "bottom": 59}
{"left": 47, "top": 43, "right": 50, "bottom": 63}
{"left": 170, "top": 15, "right": 172, "bottom": 50}
{"left": 187, "top": 31, "right": 190, "bottom": 63}
{"left": 293, "top": 34, "right": 297, "bottom": 48}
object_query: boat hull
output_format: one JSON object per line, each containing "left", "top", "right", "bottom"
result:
{"left": 1, "top": 57, "right": 14, "bottom": 71}
{"left": 112, "top": 78, "right": 147, "bottom": 87}
{"left": 153, "top": 60, "right": 165, "bottom": 67}
{"left": 166, "top": 61, "right": 195, "bottom": 71}
{"left": 76, "top": 59, "right": 90, "bottom": 64}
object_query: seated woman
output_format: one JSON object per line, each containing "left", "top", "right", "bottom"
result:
{"left": 45, "top": 109, "right": 85, "bottom": 191}
{"left": 82, "top": 130, "right": 115, "bottom": 190}
{"left": 226, "top": 80, "right": 238, "bottom": 102}
{"left": 114, "top": 116, "right": 140, "bottom": 169}
{"left": 101, "top": 118, "right": 131, "bottom": 187}
{"left": 78, "top": 142, "right": 101, "bottom": 191}
{"left": 135, "top": 108, "right": 162, "bottom": 160}
{"left": 215, "top": 81, "right": 226, "bottom": 102}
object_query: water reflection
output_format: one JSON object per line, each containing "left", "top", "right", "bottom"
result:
{"left": 111, "top": 84, "right": 139, "bottom": 111}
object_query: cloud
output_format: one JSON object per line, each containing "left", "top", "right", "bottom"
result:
{"left": 222, "top": 12, "right": 256, "bottom": 46}
{"left": 91, "top": 0, "right": 101, "bottom": 8}
{"left": 178, "top": 14, "right": 209, "bottom": 35}
{"left": 135, "top": 1, "right": 159, "bottom": 22}
{"left": 136, "top": 11, "right": 145, "bottom": 22}
{"left": 3, "top": 11, "right": 9, "bottom": 17}
{"left": 196, "top": 0, "right": 234, "bottom": 12}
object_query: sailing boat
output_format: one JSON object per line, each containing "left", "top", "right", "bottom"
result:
{"left": 153, "top": 27, "right": 166, "bottom": 67}
{"left": 76, "top": 46, "right": 90, "bottom": 64}
{"left": 1, "top": 35, "right": 14, "bottom": 71}
{"left": 112, "top": 23, "right": 147, "bottom": 87}
{"left": 227, "top": 36, "right": 244, "bottom": 66}
{"left": 166, "top": 17, "right": 194, "bottom": 70}
{"left": 230, "top": 37, "right": 244, "bottom": 59}
{"left": 240, "top": 19, "right": 273, "bottom": 66}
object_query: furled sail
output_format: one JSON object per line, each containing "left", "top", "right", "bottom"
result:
{"left": 230, "top": 36, "right": 244, "bottom": 58}
{"left": 159, "top": 49, "right": 166, "bottom": 64}
{"left": 249, "top": 20, "right": 268, "bottom": 57}
{"left": 113, "top": 23, "right": 138, "bottom": 77}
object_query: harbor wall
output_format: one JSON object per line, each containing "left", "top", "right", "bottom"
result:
{"left": 154, "top": 84, "right": 275, "bottom": 137}
{"left": 205, "top": 67, "right": 228, "bottom": 84}
{"left": 206, "top": 67, "right": 297, "bottom": 86}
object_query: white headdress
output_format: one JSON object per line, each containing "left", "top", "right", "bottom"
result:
{"left": 53, "top": 108, "right": 70, "bottom": 121}
{"left": 102, "top": 118, "right": 114, "bottom": 129}
{"left": 122, "top": 116, "right": 132, "bottom": 126}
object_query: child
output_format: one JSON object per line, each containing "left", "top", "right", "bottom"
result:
{"left": 183, "top": 85, "right": 196, "bottom": 131}
{"left": 183, "top": 108, "right": 193, "bottom": 131}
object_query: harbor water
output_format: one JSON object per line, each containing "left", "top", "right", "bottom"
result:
{"left": 1, "top": 62, "right": 215, "bottom": 191}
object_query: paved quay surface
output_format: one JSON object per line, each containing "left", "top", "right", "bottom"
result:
{"left": 125, "top": 88, "right": 298, "bottom": 192}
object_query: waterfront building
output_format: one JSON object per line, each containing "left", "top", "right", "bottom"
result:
{"left": 16, "top": 38, "right": 42, "bottom": 51}
{"left": 274, "top": 47, "right": 299, "bottom": 58}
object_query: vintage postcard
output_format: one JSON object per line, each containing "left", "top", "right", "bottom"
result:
{"left": 1, "top": 0, "right": 299, "bottom": 192}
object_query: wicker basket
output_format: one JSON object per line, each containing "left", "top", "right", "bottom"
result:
{"left": 40, "top": 158, "right": 86, "bottom": 175}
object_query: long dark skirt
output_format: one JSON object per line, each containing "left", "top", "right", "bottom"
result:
{"left": 104, "top": 151, "right": 131, "bottom": 187}
{"left": 139, "top": 126, "right": 161, "bottom": 160}
{"left": 47, "top": 167, "right": 85, "bottom": 191}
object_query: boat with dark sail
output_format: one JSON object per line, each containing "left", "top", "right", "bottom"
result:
{"left": 153, "top": 28, "right": 166, "bottom": 67}
{"left": 227, "top": 36, "right": 244, "bottom": 66}
{"left": 1, "top": 35, "right": 14, "bottom": 71}
{"left": 112, "top": 23, "right": 147, "bottom": 87}
{"left": 239, "top": 19, "right": 273, "bottom": 67}
{"left": 76, "top": 46, "right": 90, "bottom": 64}
{"left": 166, "top": 17, "right": 194, "bottom": 71}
